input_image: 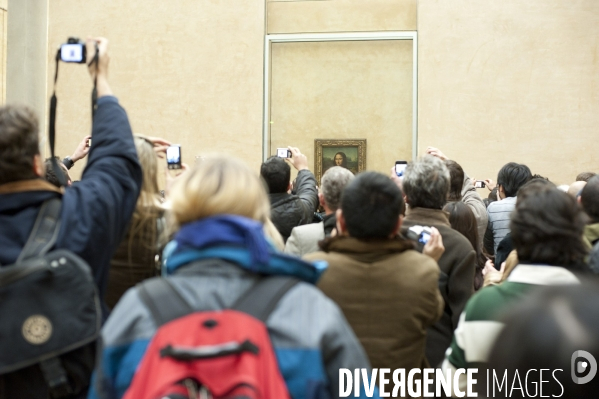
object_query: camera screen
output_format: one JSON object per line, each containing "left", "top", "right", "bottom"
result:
{"left": 166, "top": 146, "right": 181, "bottom": 164}
{"left": 277, "top": 148, "right": 290, "bottom": 158}
{"left": 475, "top": 181, "right": 485, "bottom": 188}
{"left": 395, "top": 163, "right": 407, "bottom": 177}
{"left": 60, "top": 44, "right": 84, "bottom": 63}
{"left": 419, "top": 232, "right": 431, "bottom": 244}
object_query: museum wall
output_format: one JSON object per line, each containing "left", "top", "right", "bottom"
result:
{"left": 45, "top": 0, "right": 266, "bottom": 181}
{"left": 5, "top": 0, "right": 597, "bottom": 185}
{"left": 418, "top": 0, "right": 599, "bottom": 185}
{"left": 6, "top": 0, "right": 46, "bottom": 119}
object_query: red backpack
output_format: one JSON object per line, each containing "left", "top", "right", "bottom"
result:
{"left": 123, "top": 275, "right": 298, "bottom": 399}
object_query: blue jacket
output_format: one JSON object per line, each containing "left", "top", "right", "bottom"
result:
{"left": 0, "top": 96, "right": 142, "bottom": 317}
{"left": 89, "top": 216, "right": 377, "bottom": 399}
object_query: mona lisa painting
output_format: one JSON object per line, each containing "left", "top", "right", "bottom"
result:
{"left": 314, "top": 139, "right": 367, "bottom": 184}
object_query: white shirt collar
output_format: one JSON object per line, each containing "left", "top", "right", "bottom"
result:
{"left": 506, "top": 264, "right": 580, "bottom": 286}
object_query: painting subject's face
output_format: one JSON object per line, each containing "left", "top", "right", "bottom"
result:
{"left": 334, "top": 154, "right": 344, "bottom": 166}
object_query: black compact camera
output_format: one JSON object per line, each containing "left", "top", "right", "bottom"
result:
{"left": 60, "top": 37, "right": 86, "bottom": 64}
{"left": 407, "top": 225, "right": 432, "bottom": 245}
{"left": 474, "top": 181, "right": 486, "bottom": 189}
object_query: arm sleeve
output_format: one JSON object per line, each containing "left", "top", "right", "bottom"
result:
{"left": 321, "top": 299, "right": 381, "bottom": 399}
{"left": 447, "top": 249, "right": 476, "bottom": 331}
{"left": 462, "top": 175, "right": 489, "bottom": 247}
{"left": 284, "top": 227, "right": 302, "bottom": 256}
{"left": 293, "top": 169, "right": 319, "bottom": 221}
{"left": 88, "top": 289, "right": 155, "bottom": 399}
{"left": 59, "top": 96, "right": 142, "bottom": 299}
{"left": 483, "top": 216, "right": 495, "bottom": 256}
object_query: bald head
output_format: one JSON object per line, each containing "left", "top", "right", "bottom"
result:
{"left": 567, "top": 181, "right": 586, "bottom": 198}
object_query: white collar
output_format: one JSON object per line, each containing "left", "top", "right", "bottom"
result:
{"left": 506, "top": 264, "right": 580, "bottom": 286}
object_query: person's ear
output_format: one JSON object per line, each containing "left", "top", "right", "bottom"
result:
{"left": 287, "top": 182, "right": 292, "bottom": 192}
{"left": 395, "top": 215, "right": 404, "bottom": 235}
{"left": 390, "top": 215, "right": 403, "bottom": 237}
{"left": 33, "top": 154, "right": 44, "bottom": 177}
{"left": 336, "top": 208, "right": 347, "bottom": 235}
{"left": 318, "top": 192, "right": 326, "bottom": 208}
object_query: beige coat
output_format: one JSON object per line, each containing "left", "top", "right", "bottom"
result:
{"left": 305, "top": 236, "right": 444, "bottom": 372}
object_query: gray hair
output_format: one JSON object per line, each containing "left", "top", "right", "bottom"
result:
{"left": 403, "top": 156, "right": 450, "bottom": 209}
{"left": 321, "top": 166, "right": 355, "bottom": 211}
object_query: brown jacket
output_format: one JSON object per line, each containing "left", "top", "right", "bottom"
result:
{"left": 401, "top": 207, "right": 476, "bottom": 367}
{"left": 304, "top": 236, "right": 444, "bottom": 372}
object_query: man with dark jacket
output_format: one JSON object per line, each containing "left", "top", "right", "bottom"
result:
{"left": 400, "top": 156, "right": 476, "bottom": 368}
{"left": 0, "top": 37, "right": 142, "bottom": 397}
{"left": 305, "top": 172, "right": 444, "bottom": 374}
{"left": 260, "top": 146, "right": 318, "bottom": 241}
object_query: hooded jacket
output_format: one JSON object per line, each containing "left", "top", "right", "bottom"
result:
{"left": 89, "top": 216, "right": 376, "bottom": 399}
{"left": 305, "top": 236, "right": 444, "bottom": 372}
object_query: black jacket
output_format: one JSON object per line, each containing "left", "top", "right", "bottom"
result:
{"left": 268, "top": 169, "right": 318, "bottom": 242}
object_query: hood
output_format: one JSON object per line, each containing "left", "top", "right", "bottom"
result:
{"left": 163, "top": 215, "right": 327, "bottom": 284}
{"left": 318, "top": 235, "right": 414, "bottom": 263}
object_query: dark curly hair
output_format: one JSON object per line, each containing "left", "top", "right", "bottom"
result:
{"left": 511, "top": 183, "right": 588, "bottom": 269}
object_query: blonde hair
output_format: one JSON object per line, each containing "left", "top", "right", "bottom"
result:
{"left": 170, "top": 155, "right": 270, "bottom": 228}
{"left": 126, "top": 137, "right": 164, "bottom": 262}
{"left": 134, "top": 137, "right": 162, "bottom": 211}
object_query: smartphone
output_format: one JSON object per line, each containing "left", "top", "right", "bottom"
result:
{"left": 166, "top": 145, "right": 182, "bottom": 170}
{"left": 60, "top": 43, "right": 86, "bottom": 63}
{"left": 277, "top": 148, "right": 291, "bottom": 158}
{"left": 475, "top": 181, "right": 486, "bottom": 189}
{"left": 395, "top": 161, "right": 408, "bottom": 177}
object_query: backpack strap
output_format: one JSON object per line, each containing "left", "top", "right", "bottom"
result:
{"left": 231, "top": 276, "right": 300, "bottom": 323}
{"left": 17, "top": 198, "right": 62, "bottom": 263}
{"left": 138, "top": 277, "right": 194, "bottom": 326}
{"left": 139, "top": 274, "right": 300, "bottom": 327}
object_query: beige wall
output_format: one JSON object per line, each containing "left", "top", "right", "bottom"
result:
{"left": 6, "top": 0, "right": 47, "bottom": 121}
{"left": 5, "top": 1, "right": 596, "bottom": 186}
{"left": 47, "top": 0, "right": 266, "bottom": 180}
{"left": 267, "top": 0, "right": 416, "bottom": 34}
{"left": 0, "top": 1, "right": 7, "bottom": 104}
{"left": 418, "top": 0, "right": 599, "bottom": 185}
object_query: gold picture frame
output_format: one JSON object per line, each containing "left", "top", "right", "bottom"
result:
{"left": 314, "top": 139, "right": 367, "bottom": 184}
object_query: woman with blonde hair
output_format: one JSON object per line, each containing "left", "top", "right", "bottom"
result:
{"left": 105, "top": 135, "right": 167, "bottom": 309}
{"left": 92, "top": 155, "right": 374, "bottom": 399}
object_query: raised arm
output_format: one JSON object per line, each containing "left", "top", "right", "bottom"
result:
{"left": 57, "top": 38, "right": 142, "bottom": 304}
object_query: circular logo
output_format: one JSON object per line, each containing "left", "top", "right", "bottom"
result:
{"left": 22, "top": 315, "right": 52, "bottom": 345}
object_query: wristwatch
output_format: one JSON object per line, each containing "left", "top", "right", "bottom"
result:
{"left": 62, "top": 156, "right": 75, "bottom": 170}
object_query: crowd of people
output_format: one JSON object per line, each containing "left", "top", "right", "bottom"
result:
{"left": 1, "top": 37, "right": 599, "bottom": 399}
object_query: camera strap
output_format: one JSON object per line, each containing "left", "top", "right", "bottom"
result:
{"left": 48, "top": 43, "right": 100, "bottom": 187}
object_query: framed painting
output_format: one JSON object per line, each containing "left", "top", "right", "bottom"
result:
{"left": 314, "top": 139, "right": 367, "bottom": 184}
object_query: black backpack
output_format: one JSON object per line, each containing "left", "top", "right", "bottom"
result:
{"left": 0, "top": 198, "right": 101, "bottom": 398}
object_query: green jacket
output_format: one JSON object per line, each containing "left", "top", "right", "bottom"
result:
{"left": 442, "top": 264, "right": 580, "bottom": 392}
{"left": 583, "top": 223, "right": 599, "bottom": 250}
